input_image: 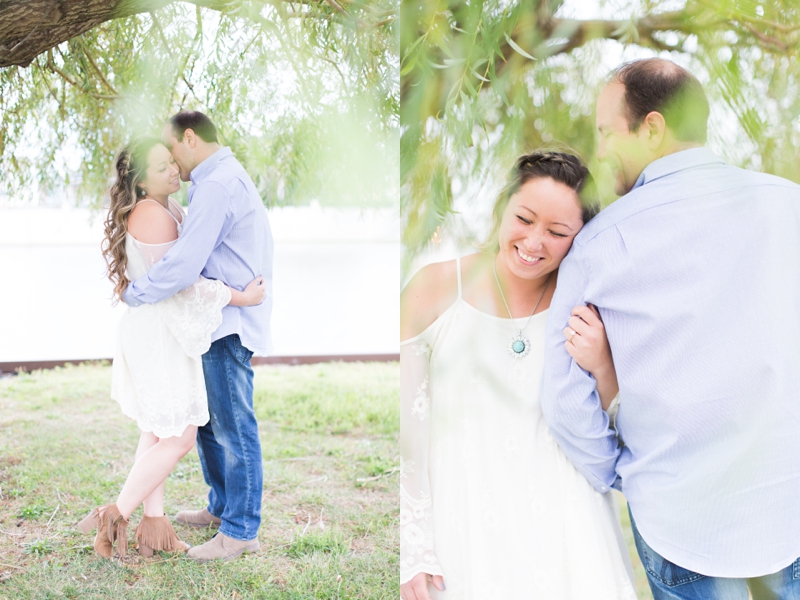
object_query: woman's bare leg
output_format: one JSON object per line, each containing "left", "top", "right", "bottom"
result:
{"left": 133, "top": 432, "right": 167, "bottom": 517}
{"left": 115, "top": 426, "right": 197, "bottom": 520}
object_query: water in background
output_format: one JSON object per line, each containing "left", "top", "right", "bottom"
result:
{"left": 0, "top": 205, "right": 399, "bottom": 361}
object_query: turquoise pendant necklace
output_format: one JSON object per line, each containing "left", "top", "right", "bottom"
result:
{"left": 492, "top": 256, "right": 551, "bottom": 359}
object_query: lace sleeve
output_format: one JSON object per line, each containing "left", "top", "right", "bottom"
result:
{"left": 400, "top": 335, "right": 445, "bottom": 585}
{"left": 160, "top": 277, "right": 232, "bottom": 357}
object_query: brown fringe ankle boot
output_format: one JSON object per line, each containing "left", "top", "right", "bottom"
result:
{"left": 78, "top": 503, "right": 129, "bottom": 558}
{"left": 135, "top": 515, "right": 190, "bottom": 557}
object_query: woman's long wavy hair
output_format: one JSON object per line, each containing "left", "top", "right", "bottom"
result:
{"left": 482, "top": 150, "right": 601, "bottom": 252}
{"left": 102, "top": 137, "right": 163, "bottom": 302}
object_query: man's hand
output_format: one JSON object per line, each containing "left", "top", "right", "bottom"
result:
{"left": 400, "top": 572, "right": 445, "bottom": 600}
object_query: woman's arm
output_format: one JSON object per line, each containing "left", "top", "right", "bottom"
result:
{"left": 401, "top": 261, "right": 457, "bottom": 342}
{"left": 399, "top": 338, "right": 446, "bottom": 598}
{"left": 227, "top": 276, "right": 266, "bottom": 307}
{"left": 563, "top": 304, "right": 619, "bottom": 410}
{"left": 399, "top": 265, "right": 452, "bottom": 598}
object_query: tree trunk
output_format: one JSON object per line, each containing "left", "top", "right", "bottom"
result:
{"left": 0, "top": 0, "right": 232, "bottom": 68}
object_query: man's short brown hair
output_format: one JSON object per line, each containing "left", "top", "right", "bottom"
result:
{"left": 611, "top": 58, "right": 709, "bottom": 143}
{"left": 168, "top": 111, "right": 219, "bottom": 143}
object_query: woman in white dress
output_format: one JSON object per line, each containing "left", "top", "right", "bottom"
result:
{"left": 400, "top": 152, "right": 636, "bottom": 599}
{"left": 78, "top": 137, "right": 265, "bottom": 559}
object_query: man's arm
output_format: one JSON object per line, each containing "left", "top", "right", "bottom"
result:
{"left": 122, "top": 182, "right": 232, "bottom": 306}
{"left": 541, "top": 249, "right": 620, "bottom": 493}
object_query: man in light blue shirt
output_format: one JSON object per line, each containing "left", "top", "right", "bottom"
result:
{"left": 123, "top": 111, "right": 273, "bottom": 560}
{"left": 541, "top": 58, "right": 800, "bottom": 599}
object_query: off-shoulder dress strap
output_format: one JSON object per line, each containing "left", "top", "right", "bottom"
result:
{"left": 137, "top": 198, "right": 182, "bottom": 226}
{"left": 166, "top": 197, "right": 185, "bottom": 222}
{"left": 455, "top": 256, "right": 462, "bottom": 299}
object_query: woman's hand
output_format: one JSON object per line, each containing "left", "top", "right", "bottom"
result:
{"left": 401, "top": 572, "right": 445, "bottom": 600}
{"left": 228, "top": 276, "right": 266, "bottom": 307}
{"left": 563, "top": 304, "right": 619, "bottom": 410}
{"left": 563, "top": 304, "right": 612, "bottom": 375}
{"left": 241, "top": 276, "right": 266, "bottom": 306}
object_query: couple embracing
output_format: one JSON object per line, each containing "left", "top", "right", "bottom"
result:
{"left": 401, "top": 58, "right": 800, "bottom": 599}
{"left": 79, "top": 111, "right": 273, "bottom": 562}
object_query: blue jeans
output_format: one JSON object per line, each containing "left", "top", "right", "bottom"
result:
{"left": 198, "top": 334, "right": 262, "bottom": 541}
{"left": 630, "top": 505, "right": 800, "bottom": 599}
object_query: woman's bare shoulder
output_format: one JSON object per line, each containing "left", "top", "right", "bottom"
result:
{"left": 400, "top": 258, "right": 464, "bottom": 341}
{"left": 128, "top": 201, "right": 179, "bottom": 244}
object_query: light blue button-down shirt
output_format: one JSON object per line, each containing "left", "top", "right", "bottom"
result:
{"left": 541, "top": 147, "right": 800, "bottom": 577}
{"left": 122, "top": 147, "right": 274, "bottom": 355}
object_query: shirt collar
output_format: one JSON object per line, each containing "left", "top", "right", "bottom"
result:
{"left": 190, "top": 147, "right": 232, "bottom": 185}
{"left": 631, "top": 147, "right": 725, "bottom": 191}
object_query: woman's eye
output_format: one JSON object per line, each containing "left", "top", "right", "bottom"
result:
{"left": 550, "top": 230, "right": 568, "bottom": 238}
{"left": 516, "top": 215, "right": 531, "bottom": 225}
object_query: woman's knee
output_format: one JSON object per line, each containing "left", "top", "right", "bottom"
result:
{"left": 159, "top": 426, "right": 197, "bottom": 456}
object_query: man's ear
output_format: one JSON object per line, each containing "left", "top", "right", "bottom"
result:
{"left": 642, "top": 111, "right": 667, "bottom": 150}
{"left": 184, "top": 128, "right": 197, "bottom": 148}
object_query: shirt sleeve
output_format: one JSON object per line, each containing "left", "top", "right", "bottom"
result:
{"left": 540, "top": 247, "right": 621, "bottom": 493}
{"left": 399, "top": 335, "right": 445, "bottom": 585}
{"left": 122, "top": 182, "right": 233, "bottom": 306}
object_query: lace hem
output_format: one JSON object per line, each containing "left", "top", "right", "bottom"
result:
{"left": 400, "top": 485, "right": 444, "bottom": 585}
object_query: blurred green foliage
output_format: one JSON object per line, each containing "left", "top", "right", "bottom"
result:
{"left": 401, "top": 0, "right": 800, "bottom": 272}
{"left": 0, "top": 0, "right": 398, "bottom": 208}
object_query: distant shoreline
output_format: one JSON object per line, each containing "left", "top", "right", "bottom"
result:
{"left": 0, "top": 353, "right": 400, "bottom": 375}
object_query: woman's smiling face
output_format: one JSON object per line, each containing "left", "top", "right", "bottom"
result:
{"left": 138, "top": 143, "right": 181, "bottom": 198}
{"left": 497, "top": 176, "right": 585, "bottom": 280}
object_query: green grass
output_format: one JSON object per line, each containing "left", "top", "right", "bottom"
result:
{"left": 617, "top": 491, "right": 655, "bottom": 599}
{"left": 0, "top": 362, "right": 398, "bottom": 599}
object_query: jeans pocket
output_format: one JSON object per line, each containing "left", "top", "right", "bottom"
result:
{"left": 630, "top": 508, "right": 705, "bottom": 589}
{"left": 229, "top": 335, "right": 253, "bottom": 363}
{"left": 793, "top": 557, "right": 800, "bottom": 580}
{"left": 640, "top": 545, "right": 706, "bottom": 588}
{"left": 237, "top": 343, "right": 254, "bottom": 363}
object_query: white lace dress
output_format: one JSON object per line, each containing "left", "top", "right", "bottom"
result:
{"left": 400, "top": 258, "right": 636, "bottom": 599}
{"left": 111, "top": 198, "right": 231, "bottom": 438}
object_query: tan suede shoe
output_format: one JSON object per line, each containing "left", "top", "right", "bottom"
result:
{"left": 78, "top": 503, "right": 129, "bottom": 558}
{"left": 186, "top": 532, "right": 260, "bottom": 562}
{"left": 174, "top": 508, "right": 221, "bottom": 528}
{"left": 135, "top": 515, "right": 190, "bottom": 557}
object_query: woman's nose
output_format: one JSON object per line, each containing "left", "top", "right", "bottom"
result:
{"left": 526, "top": 231, "right": 544, "bottom": 250}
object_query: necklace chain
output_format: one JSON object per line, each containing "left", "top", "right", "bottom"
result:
{"left": 492, "top": 256, "right": 551, "bottom": 334}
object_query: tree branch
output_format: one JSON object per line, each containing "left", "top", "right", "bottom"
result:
{"left": 149, "top": 10, "right": 172, "bottom": 51}
{"left": 5, "top": 1, "right": 58, "bottom": 54}
{"left": 77, "top": 38, "right": 119, "bottom": 96}
{"left": 695, "top": 0, "right": 800, "bottom": 34}
{"left": 34, "top": 56, "right": 67, "bottom": 119}
{"left": 739, "top": 22, "right": 790, "bottom": 53}
{"left": 44, "top": 52, "right": 120, "bottom": 101}
{"left": 402, "top": 4, "right": 800, "bottom": 110}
